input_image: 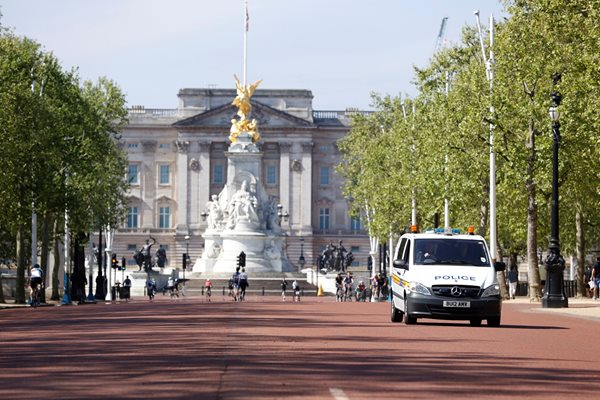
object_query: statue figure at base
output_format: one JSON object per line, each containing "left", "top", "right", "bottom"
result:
{"left": 206, "top": 194, "right": 224, "bottom": 230}
{"left": 134, "top": 237, "right": 157, "bottom": 272}
{"left": 155, "top": 245, "right": 167, "bottom": 268}
{"left": 226, "top": 180, "right": 259, "bottom": 229}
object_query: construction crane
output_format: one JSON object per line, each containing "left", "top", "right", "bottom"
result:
{"left": 434, "top": 17, "right": 449, "bottom": 54}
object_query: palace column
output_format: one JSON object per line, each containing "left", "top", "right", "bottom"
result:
{"left": 141, "top": 140, "right": 157, "bottom": 229}
{"left": 175, "top": 139, "right": 190, "bottom": 234}
{"left": 279, "top": 142, "right": 292, "bottom": 226}
{"left": 299, "top": 142, "right": 313, "bottom": 233}
{"left": 198, "top": 141, "right": 212, "bottom": 212}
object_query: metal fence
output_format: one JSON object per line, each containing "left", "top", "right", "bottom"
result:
{"left": 516, "top": 280, "right": 579, "bottom": 297}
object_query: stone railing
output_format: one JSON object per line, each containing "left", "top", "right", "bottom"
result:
{"left": 128, "top": 106, "right": 178, "bottom": 116}
{"left": 312, "top": 110, "right": 373, "bottom": 120}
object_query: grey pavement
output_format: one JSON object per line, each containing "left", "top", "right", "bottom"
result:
{"left": 506, "top": 296, "right": 600, "bottom": 320}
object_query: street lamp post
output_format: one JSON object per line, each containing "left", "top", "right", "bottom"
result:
{"left": 86, "top": 236, "right": 95, "bottom": 302}
{"left": 542, "top": 74, "right": 568, "bottom": 309}
{"left": 298, "top": 237, "right": 306, "bottom": 269}
{"left": 104, "top": 226, "right": 114, "bottom": 302}
{"left": 184, "top": 235, "right": 190, "bottom": 290}
{"left": 61, "top": 210, "right": 71, "bottom": 305}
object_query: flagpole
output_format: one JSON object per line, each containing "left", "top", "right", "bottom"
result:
{"left": 243, "top": 0, "right": 248, "bottom": 86}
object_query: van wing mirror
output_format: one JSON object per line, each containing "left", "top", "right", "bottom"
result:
{"left": 494, "top": 261, "right": 506, "bottom": 272}
{"left": 393, "top": 259, "right": 408, "bottom": 270}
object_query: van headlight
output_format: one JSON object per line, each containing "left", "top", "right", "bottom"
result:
{"left": 409, "top": 282, "right": 431, "bottom": 296}
{"left": 481, "top": 284, "right": 500, "bottom": 297}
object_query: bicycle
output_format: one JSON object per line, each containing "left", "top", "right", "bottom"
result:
{"left": 343, "top": 284, "right": 353, "bottom": 302}
{"left": 30, "top": 283, "right": 42, "bottom": 308}
{"left": 336, "top": 285, "right": 344, "bottom": 302}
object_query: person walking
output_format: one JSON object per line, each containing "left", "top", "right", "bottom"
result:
{"left": 123, "top": 275, "right": 132, "bottom": 302}
{"left": 281, "top": 278, "right": 288, "bottom": 302}
{"left": 231, "top": 267, "right": 241, "bottom": 301}
{"left": 239, "top": 268, "right": 249, "bottom": 301}
{"left": 507, "top": 266, "right": 518, "bottom": 300}
{"left": 204, "top": 278, "right": 213, "bottom": 302}
{"left": 292, "top": 279, "right": 301, "bottom": 302}
{"left": 584, "top": 265, "right": 593, "bottom": 298}
{"left": 592, "top": 257, "right": 600, "bottom": 300}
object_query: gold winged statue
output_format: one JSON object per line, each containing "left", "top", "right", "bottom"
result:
{"left": 230, "top": 75, "right": 262, "bottom": 143}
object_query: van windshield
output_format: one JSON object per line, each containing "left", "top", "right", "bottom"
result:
{"left": 413, "top": 238, "right": 490, "bottom": 267}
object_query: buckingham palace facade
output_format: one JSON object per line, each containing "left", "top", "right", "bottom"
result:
{"left": 106, "top": 87, "right": 369, "bottom": 272}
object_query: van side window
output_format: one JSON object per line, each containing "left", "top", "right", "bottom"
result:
{"left": 396, "top": 238, "right": 407, "bottom": 260}
{"left": 403, "top": 241, "right": 411, "bottom": 263}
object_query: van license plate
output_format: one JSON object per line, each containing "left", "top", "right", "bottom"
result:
{"left": 443, "top": 301, "right": 470, "bottom": 308}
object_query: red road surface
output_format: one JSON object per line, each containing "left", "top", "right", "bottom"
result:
{"left": 1, "top": 296, "right": 599, "bottom": 399}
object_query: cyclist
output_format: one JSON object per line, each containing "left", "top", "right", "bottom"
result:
{"left": 335, "top": 273, "right": 343, "bottom": 302}
{"left": 355, "top": 280, "right": 367, "bottom": 302}
{"left": 146, "top": 276, "right": 157, "bottom": 301}
{"left": 204, "top": 278, "right": 213, "bottom": 302}
{"left": 343, "top": 272, "right": 354, "bottom": 301}
{"left": 30, "top": 264, "right": 44, "bottom": 306}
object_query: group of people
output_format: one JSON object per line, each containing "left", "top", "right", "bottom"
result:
{"left": 228, "top": 267, "right": 249, "bottom": 301}
{"left": 585, "top": 258, "right": 600, "bottom": 300}
{"left": 113, "top": 275, "right": 132, "bottom": 301}
{"left": 281, "top": 278, "right": 301, "bottom": 302}
{"left": 332, "top": 272, "right": 388, "bottom": 302}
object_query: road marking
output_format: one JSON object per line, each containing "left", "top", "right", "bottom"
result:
{"left": 330, "top": 388, "right": 349, "bottom": 400}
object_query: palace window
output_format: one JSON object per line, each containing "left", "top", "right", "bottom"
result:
{"left": 351, "top": 216, "right": 361, "bottom": 231}
{"left": 319, "top": 208, "right": 330, "bottom": 230}
{"left": 266, "top": 164, "right": 277, "bottom": 185}
{"left": 159, "top": 165, "right": 170, "bottom": 185}
{"left": 128, "top": 164, "right": 139, "bottom": 185}
{"left": 127, "top": 207, "right": 138, "bottom": 228}
{"left": 213, "top": 164, "right": 224, "bottom": 185}
{"left": 159, "top": 207, "right": 170, "bottom": 228}
{"left": 319, "top": 166, "right": 330, "bottom": 186}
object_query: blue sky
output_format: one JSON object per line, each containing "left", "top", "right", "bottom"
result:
{"left": 0, "top": 0, "right": 505, "bottom": 110}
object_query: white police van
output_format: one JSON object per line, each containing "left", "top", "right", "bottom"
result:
{"left": 390, "top": 228, "right": 505, "bottom": 327}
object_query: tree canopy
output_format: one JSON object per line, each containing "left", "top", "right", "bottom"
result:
{"left": 0, "top": 25, "right": 129, "bottom": 302}
{"left": 338, "top": 0, "right": 600, "bottom": 298}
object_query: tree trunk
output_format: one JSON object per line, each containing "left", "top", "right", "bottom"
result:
{"left": 40, "top": 212, "right": 51, "bottom": 303}
{"left": 15, "top": 227, "right": 27, "bottom": 304}
{"left": 478, "top": 178, "right": 489, "bottom": 236}
{"left": 0, "top": 261, "right": 5, "bottom": 303}
{"left": 575, "top": 206, "right": 585, "bottom": 298}
{"left": 51, "top": 219, "right": 61, "bottom": 300}
{"left": 496, "top": 242, "right": 509, "bottom": 299}
{"left": 526, "top": 119, "right": 541, "bottom": 301}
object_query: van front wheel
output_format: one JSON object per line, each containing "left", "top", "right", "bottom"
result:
{"left": 403, "top": 298, "right": 417, "bottom": 325}
{"left": 391, "top": 299, "right": 403, "bottom": 323}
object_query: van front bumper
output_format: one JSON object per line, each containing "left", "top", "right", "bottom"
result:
{"left": 407, "top": 293, "right": 502, "bottom": 320}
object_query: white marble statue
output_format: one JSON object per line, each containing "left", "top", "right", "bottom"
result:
{"left": 206, "top": 194, "right": 224, "bottom": 230}
{"left": 264, "top": 239, "right": 282, "bottom": 260}
{"left": 207, "top": 242, "right": 221, "bottom": 259}
{"left": 226, "top": 180, "right": 259, "bottom": 229}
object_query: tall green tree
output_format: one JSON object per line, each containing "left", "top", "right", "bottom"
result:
{"left": 0, "top": 29, "right": 129, "bottom": 303}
